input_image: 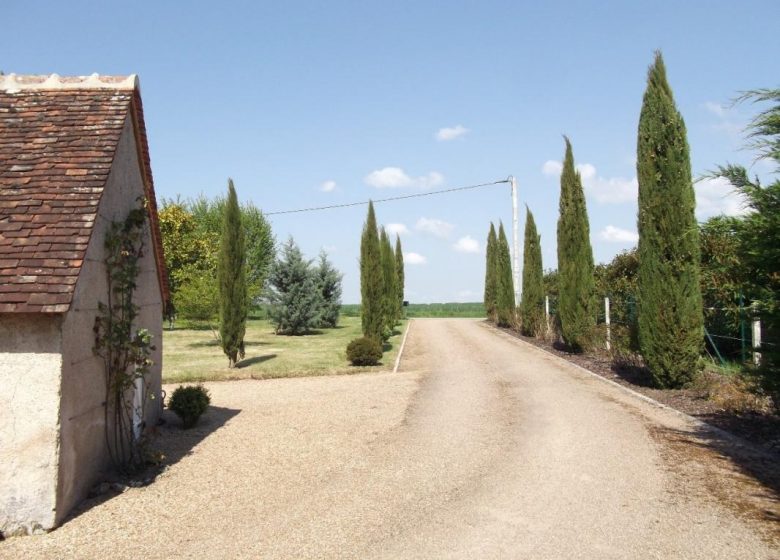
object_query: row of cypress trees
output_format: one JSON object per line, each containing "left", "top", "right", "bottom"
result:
{"left": 483, "top": 52, "right": 703, "bottom": 389}
{"left": 360, "top": 201, "right": 405, "bottom": 342}
{"left": 484, "top": 222, "right": 515, "bottom": 327}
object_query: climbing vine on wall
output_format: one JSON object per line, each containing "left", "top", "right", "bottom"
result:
{"left": 93, "top": 199, "right": 155, "bottom": 473}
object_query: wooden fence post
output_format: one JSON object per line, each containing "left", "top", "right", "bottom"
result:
{"left": 605, "top": 296, "right": 611, "bottom": 352}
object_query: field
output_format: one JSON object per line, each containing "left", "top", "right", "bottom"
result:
{"left": 341, "top": 302, "right": 485, "bottom": 318}
{"left": 162, "top": 316, "right": 407, "bottom": 384}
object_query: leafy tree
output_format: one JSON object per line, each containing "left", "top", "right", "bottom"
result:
{"left": 218, "top": 179, "right": 247, "bottom": 368}
{"left": 157, "top": 202, "right": 210, "bottom": 316}
{"left": 484, "top": 223, "right": 498, "bottom": 322}
{"left": 380, "top": 227, "right": 398, "bottom": 334}
{"left": 709, "top": 88, "right": 780, "bottom": 388}
{"left": 159, "top": 196, "right": 274, "bottom": 320}
{"left": 395, "top": 235, "right": 405, "bottom": 320}
{"left": 314, "top": 250, "right": 343, "bottom": 328}
{"left": 556, "top": 137, "right": 596, "bottom": 351}
{"left": 594, "top": 249, "right": 640, "bottom": 353}
{"left": 519, "top": 207, "right": 544, "bottom": 336}
{"left": 189, "top": 195, "right": 275, "bottom": 305}
{"left": 267, "top": 238, "right": 322, "bottom": 335}
{"left": 496, "top": 222, "right": 515, "bottom": 327}
{"left": 698, "top": 217, "right": 749, "bottom": 358}
{"left": 636, "top": 52, "right": 703, "bottom": 388}
{"left": 360, "top": 201, "right": 384, "bottom": 341}
{"left": 175, "top": 271, "right": 219, "bottom": 325}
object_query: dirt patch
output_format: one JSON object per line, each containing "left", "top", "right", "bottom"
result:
{"left": 495, "top": 323, "right": 780, "bottom": 455}
{"left": 646, "top": 423, "right": 780, "bottom": 547}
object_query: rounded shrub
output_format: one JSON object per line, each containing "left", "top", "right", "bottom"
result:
{"left": 168, "top": 385, "right": 211, "bottom": 429}
{"left": 346, "top": 337, "right": 382, "bottom": 366}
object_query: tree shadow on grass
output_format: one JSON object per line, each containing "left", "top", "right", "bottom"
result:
{"left": 63, "top": 405, "right": 240, "bottom": 525}
{"left": 187, "top": 339, "right": 270, "bottom": 349}
{"left": 236, "top": 354, "right": 277, "bottom": 368}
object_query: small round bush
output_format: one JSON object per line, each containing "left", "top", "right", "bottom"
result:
{"left": 168, "top": 385, "right": 211, "bottom": 429}
{"left": 346, "top": 337, "right": 382, "bottom": 366}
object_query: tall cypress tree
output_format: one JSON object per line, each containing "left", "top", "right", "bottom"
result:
{"left": 637, "top": 52, "right": 703, "bottom": 388}
{"left": 380, "top": 227, "right": 398, "bottom": 334}
{"left": 394, "top": 235, "right": 404, "bottom": 320}
{"left": 484, "top": 223, "right": 498, "bottom": 321}
{"left": 360, "top": 201, "right": 384, "bottom": 341}
{"left": 496, "top": 222, "right": 515, "bottom": 327}
{"left": 520, "top": 207, "right": 545, "bottom": 336}
{"left": 218, "top": 179, "right": 247, "bottom": 367}
{"left": 556, "top": 137, "right": 596, "bottom": 351}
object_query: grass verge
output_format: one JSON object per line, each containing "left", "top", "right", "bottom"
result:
{"left": 162, "top": 316, "right": 407, "bottom": 383}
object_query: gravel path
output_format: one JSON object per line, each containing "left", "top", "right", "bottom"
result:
{"left": 2, "top": 318, "right": 777, "bottom": 559}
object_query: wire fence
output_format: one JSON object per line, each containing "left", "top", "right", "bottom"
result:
{"left": 542, "top": 293, "right": 772, "bottom": 367}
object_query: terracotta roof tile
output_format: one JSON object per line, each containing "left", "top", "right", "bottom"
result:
{"left": 0, "top": 74, "right": 169, "bottom": 313}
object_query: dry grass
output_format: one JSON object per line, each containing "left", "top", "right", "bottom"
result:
{"left": 693, "top": 369, "right": 774, "bottom": 414}
{"left": 162, "top": 316, "right": 407, "bottom": 384}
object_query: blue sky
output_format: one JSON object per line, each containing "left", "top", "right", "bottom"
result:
{"left": 5, "top": 1, "right": 778, "bottom": 303}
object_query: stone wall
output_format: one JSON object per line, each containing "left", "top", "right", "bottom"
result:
{"left": 0, "top": 314, "right": 63, "bottom": 535}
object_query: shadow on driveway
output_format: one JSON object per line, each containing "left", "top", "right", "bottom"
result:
{"left": 63, "top": 405, "right": 240, "bottom": 525}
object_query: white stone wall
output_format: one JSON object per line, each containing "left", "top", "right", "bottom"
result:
{"left": 57, "top": 114, "right": 164, "bottom": 523}
{"left": 0, "top": 314, "right": 63, "bottom": 535}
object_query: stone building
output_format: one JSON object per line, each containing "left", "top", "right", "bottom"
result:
{"left": 0, "top": 74, "right": 168, "bottom": 535}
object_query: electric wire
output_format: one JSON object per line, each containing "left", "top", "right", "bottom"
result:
{"left": 264, "top": 179, "right": 510, "bottom": 216}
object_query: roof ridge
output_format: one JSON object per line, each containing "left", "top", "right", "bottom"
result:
{"left": 0, "top": 73, "right": 139, "bottom": 92}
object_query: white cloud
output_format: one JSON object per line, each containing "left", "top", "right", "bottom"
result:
{"left": 695, "top": 176, "right": 750, "bottom": 219}
{"left": 405, "top": 252, "right": 427, "bottom": 265}
{"left": 385, "top": 223, "right": 409, "bottom": 236}
{"left": 542, "top": 160, "right": 562, "bottom": 176}
{"left": 598, "top": 225, "right": 639, "bottom": 244}
{"left": 322, "top": 244, "right": 338, "bottom": 254}
{"left": 320, "top": 180, "right": 337, "bottom": 192}
{"left": 435, "top": 125, "right": 469, "bottom": 141}
{"left": 586, "top": 174, "right": 638, "bottom": 204}
{"left": 415, "top": 217, "right": 454, "bottom": 239}
{"left": 544, "top": 159, "right": 637, "bottom": 204}
{"left": 364, "top": 167, "right": 444, "bottom": 189}
{"left": 704, "top": 101, "right": 726, "bottom": 118}
{"left": 453, "top": 235, "right": 480, "bottom": 253}
{"left": 577, "top": 163, "right": 596, "bottom": 180}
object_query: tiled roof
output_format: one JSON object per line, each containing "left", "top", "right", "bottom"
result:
{"left": 0, "top": 74, "right": 169, "bottom": 313}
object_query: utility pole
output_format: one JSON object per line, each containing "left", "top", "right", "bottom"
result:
{"left": 510, "top": 175, "right": 520, "bottom": 306}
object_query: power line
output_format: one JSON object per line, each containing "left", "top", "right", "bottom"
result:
{"left": 264, "top": 178, "right": 510, "bottom": 216}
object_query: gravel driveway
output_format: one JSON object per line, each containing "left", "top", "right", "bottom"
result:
{"left": 2, "top": 318, "right": 778, "bottom": 558}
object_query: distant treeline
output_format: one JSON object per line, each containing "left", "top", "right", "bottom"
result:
{"left": 342, "top": 302, "right": 485, "bottom": 318}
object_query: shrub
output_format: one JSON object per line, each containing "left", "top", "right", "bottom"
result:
{"left": 346, "top": 337, "right": 382, "bottom": 366}
{"left": 168, "top": 385, "right": 211, "bottom": 429}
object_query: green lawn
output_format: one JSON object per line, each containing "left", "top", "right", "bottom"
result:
{"left": 162, "top": 316, "right": 407, "bottom": 383}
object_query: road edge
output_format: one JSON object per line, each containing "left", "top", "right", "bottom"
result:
{"left": 393, "top": 319, "right": 413, "bottom": 374}
{"left": 482, "top": 321, "right": 778, "bottom": 460}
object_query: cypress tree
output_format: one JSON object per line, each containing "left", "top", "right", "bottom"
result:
{"left": 394, "top": 235, "right": 404, "bottom": 320}
{"left": 520, "top": 207, "right": 545, "bottom": 336}
{"left": 496, "top": 223, "right": 515, "bottom": 327}
{"left": 380, "top": 227, "right": 398, "bottom": 334}
{"left": 556, "top": 137, "right": 596, "bottom": 351}
{"left": 637, "top": 52, "right": 703, "bottom": 388}
{"left": 218, "top": 179, "right": 247, "bottom": 368}
{"left": 360, "top": 201, "right": 384, "bottom": 341}
{"left": 484, "top": 223, "right": 498, "bottom": 321}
